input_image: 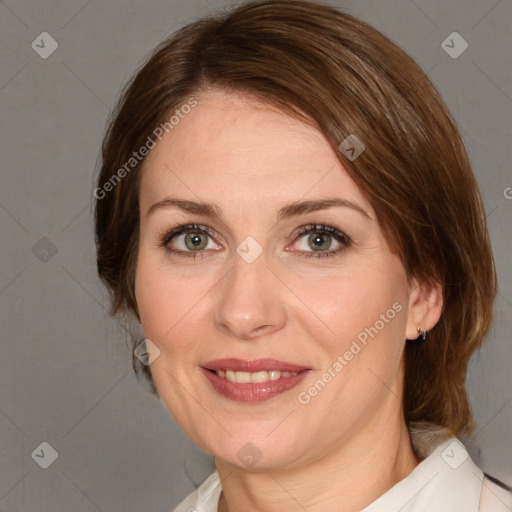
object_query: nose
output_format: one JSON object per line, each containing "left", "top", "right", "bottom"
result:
{"left": 213, "top": 249, "right": 287, "bottom": 340}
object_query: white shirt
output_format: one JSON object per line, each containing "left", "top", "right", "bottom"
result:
{"left": 172, "top": 433, "right": 512, "bottom": 511}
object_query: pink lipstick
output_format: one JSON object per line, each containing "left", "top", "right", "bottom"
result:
{"left": 201, "top": 358, "right": 311, "bottom": 402}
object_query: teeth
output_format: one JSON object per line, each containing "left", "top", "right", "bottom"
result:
{"left": 215, "top": 370, "right": 298, "bottom": 383}
{"left": 251, "top": 371, "right": 269, "bottom": 383}
{"left": 235, "top": 371, "right": 251, "bottom": 383}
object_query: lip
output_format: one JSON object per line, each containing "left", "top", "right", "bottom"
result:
{"left": 200, "top": 358, "right": 312, "bottom": 403}
{"left": 200, "top": 367, "right": 311, "bottom": 402}
{"left": 202, "top": 358, "right": 310, "bottom": 373}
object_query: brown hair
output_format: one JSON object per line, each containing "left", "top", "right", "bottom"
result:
{"left": 95, "top": 0, "right": 497, "bottom": 436}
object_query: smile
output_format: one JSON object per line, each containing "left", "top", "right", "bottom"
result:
{"left": 200, "top": 358, "right": 311, "bottom": 402}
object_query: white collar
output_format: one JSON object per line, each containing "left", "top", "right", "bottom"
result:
{"left": 362, "top": 436, "right": 483, "bottom": 511}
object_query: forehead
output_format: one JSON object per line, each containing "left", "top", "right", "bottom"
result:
{"left": 139, "top": 89, "right": 372, "bottom": 217}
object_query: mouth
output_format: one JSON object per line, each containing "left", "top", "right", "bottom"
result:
{"left": 201, "top": 358, "right": 311, "bottom": 402}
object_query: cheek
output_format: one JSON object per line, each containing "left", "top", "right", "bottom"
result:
{"left": 298, "top": 270, "right": 408, "bottom": 426}
{"left": 135, "top": 259, "right": 165, "bottom": 335}
{"left": 298, "top": 266, "right": 401, "bottom": 339}
{"left": 135, "top": 250, "right": 181, "bottom": 343}
{"left": 134, "top": 249, "right": 211, "bottom": 354}
{"left": 299, "top": 257, "right": 409, "bottom": 373}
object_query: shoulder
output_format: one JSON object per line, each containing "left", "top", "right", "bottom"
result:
{"left": 408, "top": 421, "right": 512, "bottom": 511}
{"left": 479, "top": 474, "right": 512, "bottom": 512}
{"left": 362, "top": 425, "right": 508, "bottom": 512}
{"left": 171, "top": 471, "right": 221, "bottom": 512}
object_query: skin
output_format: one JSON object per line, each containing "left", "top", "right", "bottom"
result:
{"left": 135, "top": 88, "right": 443, "bottom": 512}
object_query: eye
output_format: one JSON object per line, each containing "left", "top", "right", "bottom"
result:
{"left": 158, "top": 224, "right": 221, "bottom": 259}
{"left": 290, "top": 223, "right": 352, "bottom": 259}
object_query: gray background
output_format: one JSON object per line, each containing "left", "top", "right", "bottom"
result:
{"left": 0, "top": 0, "right": 511, "bottom": 510}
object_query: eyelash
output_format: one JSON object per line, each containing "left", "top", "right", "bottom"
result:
{"left": 157, "top": 222, "right": 352, "bottom": 260}
{"left": 294, "top": 223, "right": 352, "bottom": 259}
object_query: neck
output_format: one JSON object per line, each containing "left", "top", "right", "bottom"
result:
{"left": 216, "top": 413, "right": 421, "bottom": 512}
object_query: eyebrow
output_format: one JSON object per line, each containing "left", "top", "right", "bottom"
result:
{"left": 146, "top": 197, "right": 371, "bottom": 221}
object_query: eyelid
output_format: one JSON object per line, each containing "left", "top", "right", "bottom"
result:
{"left": 292, "top": 223, "right": 351, "bottom": 243}
{"left": 158, "top": 223, "right": 224, "bottom": 255}
{"left": 160, "top": 223, "right": 219, "bottom": 245}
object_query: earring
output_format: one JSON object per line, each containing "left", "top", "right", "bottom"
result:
{"left": 417, "top": 326, "right": 428, "bottom": 341}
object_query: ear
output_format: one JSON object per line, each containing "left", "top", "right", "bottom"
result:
{"left": 405, "top": 276, "right": 443, "bottom": 340}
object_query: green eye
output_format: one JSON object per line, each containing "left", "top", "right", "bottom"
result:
{"left": 292, "top": 223, "right": 352, "bottom": 259}
{"left": 159, "top": 224, "right": 218, "bottom": 260}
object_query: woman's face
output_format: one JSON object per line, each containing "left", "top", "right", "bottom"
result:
{"left": 135, "top": 89, "right": 422, "bottom": 470}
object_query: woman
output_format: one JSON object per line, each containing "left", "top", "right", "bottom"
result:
{"left": 94, "top": 1, "right": 512, "bottom": 510}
